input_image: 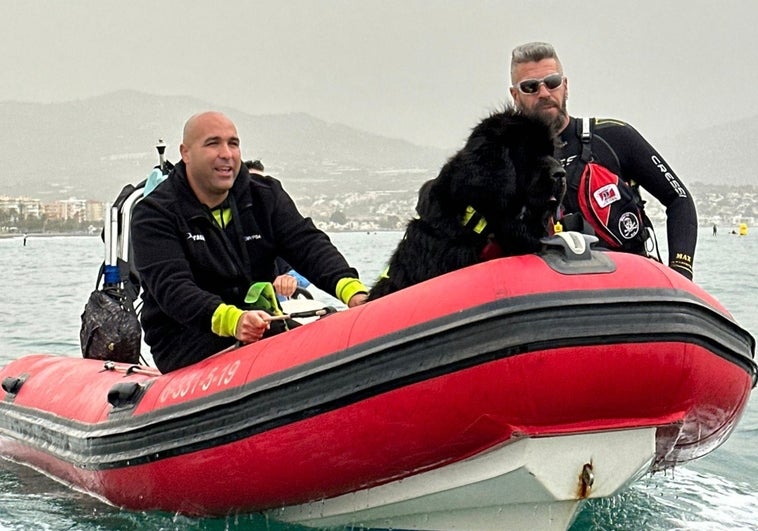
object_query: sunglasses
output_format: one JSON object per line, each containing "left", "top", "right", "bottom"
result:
{"left": 515, "top": 73, "right": 564, "bottom": 95}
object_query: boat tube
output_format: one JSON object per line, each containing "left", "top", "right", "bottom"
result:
{"left": 1, "top": 235, "right": 755, "bottom": 530}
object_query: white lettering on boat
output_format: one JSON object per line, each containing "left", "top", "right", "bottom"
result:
{"left": 158, "top": 360, "right": 241, "bottom": 403}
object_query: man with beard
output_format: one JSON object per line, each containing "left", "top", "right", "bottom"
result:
{"left": 509, "top": 42, "right": 697, "bottom": 280}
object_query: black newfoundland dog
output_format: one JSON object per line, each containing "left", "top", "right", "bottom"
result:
{"left": 369, "top": 106, "right": 566, "bottom": 300}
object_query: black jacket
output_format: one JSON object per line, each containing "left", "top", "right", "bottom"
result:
{"left": 131, "top": 162, "right": 359, "bottom": 372}
{"left": 559, "top": 117, "right": 698, "bottom": 279}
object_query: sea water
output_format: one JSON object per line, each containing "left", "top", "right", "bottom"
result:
{"left": 0, "top": 231, "right": 756, "bottom": 530}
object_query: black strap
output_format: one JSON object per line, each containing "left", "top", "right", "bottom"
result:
{"left": 566, "top": 117, "right": 593, "bottom": 186}
{"left": 561, "top": 118, "right": 593, "bottom": 216}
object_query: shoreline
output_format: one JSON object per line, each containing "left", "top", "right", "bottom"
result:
{"left": 0, "top": 232, "right": 98, "bottom": 239}
{"left": 0, "top": 222, "right": 746, "bottom": 241}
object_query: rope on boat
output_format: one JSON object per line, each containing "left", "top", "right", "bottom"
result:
{"left": 101, "top": 361, "right": 162, "bottom": 377}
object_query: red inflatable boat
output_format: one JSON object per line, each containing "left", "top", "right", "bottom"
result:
{"left": 1, "top": 235, "right": 755, "bottom": 530}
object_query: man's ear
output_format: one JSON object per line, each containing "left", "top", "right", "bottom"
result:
{"left": 508, "top": 86, "right": 519, "bottom": 104}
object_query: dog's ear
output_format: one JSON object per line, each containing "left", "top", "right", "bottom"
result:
{"left": 416, "top": 177, "right": 445, "bottom": 221}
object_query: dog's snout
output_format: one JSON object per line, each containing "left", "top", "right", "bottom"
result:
{"left": 547, "top": 161, "right": 567, "bottom": 205}
{"left": 542, "top": 155, "right": 566, "bottom": 185}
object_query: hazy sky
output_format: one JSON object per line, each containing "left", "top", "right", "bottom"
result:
{"left": 1, "top": 0, "right": 756, "bottom": 149}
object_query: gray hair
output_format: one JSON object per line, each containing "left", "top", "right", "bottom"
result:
{"left": 510, "top": 42, "right": 563, "bottom": 83}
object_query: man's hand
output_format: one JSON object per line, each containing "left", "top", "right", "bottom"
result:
{"left": 273, "top": 274, "right": 298, "bottom": 298}
{"left": 347, "top": 292, "right": 368, "bottom": 307}
{"left": 234, "top": 310, "right": 271, "bottom": 343}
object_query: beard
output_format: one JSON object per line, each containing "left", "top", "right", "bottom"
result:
{"left": 524, "top": 94, "right": 569, "bottom": 134}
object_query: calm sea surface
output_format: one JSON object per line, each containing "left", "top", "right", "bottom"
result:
{"left": 0, "top": 230, "right": 756, "bottom": 530}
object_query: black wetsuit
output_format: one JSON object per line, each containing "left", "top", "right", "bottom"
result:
{"left": 558, "top": 117, "right": 697, "bottom": 279}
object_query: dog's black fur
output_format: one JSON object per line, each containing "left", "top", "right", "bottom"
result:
{"left": 369, "top": 106, "right": 565, "bottom": 300}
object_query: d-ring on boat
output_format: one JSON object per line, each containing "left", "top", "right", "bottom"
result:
{"left": 0, "top": 225, "right": 755, "bottom": 530}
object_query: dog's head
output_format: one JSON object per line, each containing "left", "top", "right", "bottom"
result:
{"left": 468, "top": 107, "right": 565, "bottom": 227}
{"left": 423, "top": 106, "right": 565, "bottom": 241}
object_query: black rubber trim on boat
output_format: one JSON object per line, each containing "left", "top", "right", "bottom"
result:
{"left": 0, "top": 287, "right": 755, "bottom": 470}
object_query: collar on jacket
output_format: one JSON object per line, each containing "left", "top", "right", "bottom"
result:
{"left": 165, "top": 161, "right": 255, "bottom": 220}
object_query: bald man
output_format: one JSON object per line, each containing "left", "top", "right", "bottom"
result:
{"left": 132, "top": 111, "right": 368, "bottom": 372}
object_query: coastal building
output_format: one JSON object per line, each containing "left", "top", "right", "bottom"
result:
{"left": 0, "top": 196, "right": 43, "bottom": 222}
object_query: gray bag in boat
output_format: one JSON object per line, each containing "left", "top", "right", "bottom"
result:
{"left": 80, "top": 286, "right": 141, "bottom": 363}
{"left": 79, "top": 140, "right": 174, "bottom": 365}
{"left": 79, "top": 181, "right": 145, "bottom": 364}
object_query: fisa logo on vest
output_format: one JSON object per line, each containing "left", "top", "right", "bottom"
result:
{"left": 593, "top": 184, "right": 620, "bottom": 208}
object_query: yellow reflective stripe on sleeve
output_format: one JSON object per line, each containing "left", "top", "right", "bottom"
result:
{"left": 211, "top": 303, "right": 245, "bottom": 337}
{"left": 336, "top": 278, "right": 369, "bottom": 305}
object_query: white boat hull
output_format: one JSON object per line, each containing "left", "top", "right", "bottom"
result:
{"left": 271, "top": 428, "right": 656, "bottom": 530}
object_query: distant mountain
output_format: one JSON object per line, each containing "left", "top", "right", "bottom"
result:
{"left": 655, "top": 117, "right": 758, "bottom": 187}
{"left": 0, "top": 91, "right": 449, "bottom": 202}
{"left": 1, "top": 91, "right": 754, "bottom": 204}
